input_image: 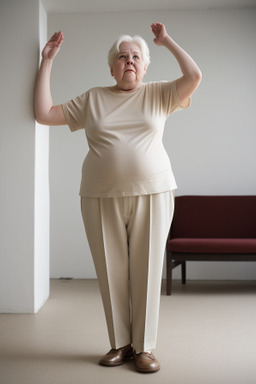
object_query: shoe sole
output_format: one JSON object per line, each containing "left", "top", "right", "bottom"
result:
{"left": 99, "top": 352, "right": 133, "bottom": 367}
{"left": 135, "top": 365, "right": 160, "bottom": 373}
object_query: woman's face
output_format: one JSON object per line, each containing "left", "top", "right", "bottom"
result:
{"left": 110, "top": 42, "right": 147, "bottom": 91}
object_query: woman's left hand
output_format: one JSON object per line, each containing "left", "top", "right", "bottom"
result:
{"left": 151, "top": 22, "right": 169, "bottom": 46}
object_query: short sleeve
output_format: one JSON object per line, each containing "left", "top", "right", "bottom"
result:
{"left": 160, "top": 80, "right": 191, "bottom": 116}
{"left": 62, "top": 92, "right": 88, "bottom": 132}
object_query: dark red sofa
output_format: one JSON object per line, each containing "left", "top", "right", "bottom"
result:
{"left": 166, "top": 195, "right": 256, "bottom": 295}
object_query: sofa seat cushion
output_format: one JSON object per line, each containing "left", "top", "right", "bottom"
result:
{"left": 168, "top": 238, "right": 256, "bottom": 254}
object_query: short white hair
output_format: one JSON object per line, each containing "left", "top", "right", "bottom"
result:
{"left": 108, "top": 35, "right": 150, "bottom": 68}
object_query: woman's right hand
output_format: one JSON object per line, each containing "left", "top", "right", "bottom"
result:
{"left": 35, "top": 30, "right": 67, "bottom": 126}
{"left": 42, "top": 31, "right": 64, "bottom": 61}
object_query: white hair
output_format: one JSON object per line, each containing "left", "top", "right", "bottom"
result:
{"left": 108, "top": 35, "right": 151, "bottom": 68}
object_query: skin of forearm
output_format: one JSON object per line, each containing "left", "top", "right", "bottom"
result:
{"left": 162, "top": 35, "right": 202, "bottom": 80}
{"left": 35, "top": 58, "right": 54, "bottom": 123}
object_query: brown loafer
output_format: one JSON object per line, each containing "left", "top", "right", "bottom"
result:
{"left": 133, "top": 352, "right": 160, "bottom": 373}
{"left": 99, "top": 344, "right": 133, "bottom": 366}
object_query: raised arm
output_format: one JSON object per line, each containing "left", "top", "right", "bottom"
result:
{"left": 151, "top": 22, "right": 202, "bottom": 106}
{"left": 35, "top": 31, "right": 67, "bottom": 126}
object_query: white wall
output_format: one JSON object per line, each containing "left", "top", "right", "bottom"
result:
{"left": 0, "top": 0, "right": 50, "bottom": 313}
{"left": 48, "top": 8, "right": 256, "bottom": 280}
{"left": 34, "top": 2, "right": 50, "bottom": 313}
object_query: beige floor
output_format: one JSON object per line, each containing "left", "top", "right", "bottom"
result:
{"left": 0, "top": 279, "right": 256, "bottom": 384}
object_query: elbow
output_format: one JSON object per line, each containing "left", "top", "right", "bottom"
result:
{"left": 34, "top": 106, "right": 50, "bottom": 125}
{"left": 34, "top": 103, "right": 51, "bottom": 125}
{"left": 191, "top": 69, "right": 202, "bottom": 90}
{"left": 184, "top": 69, "right": 202, "bottom": 90}
{"left": 195, "top": 69, "right": 202, "bottom": 85}
{"left": 34, "top": 106, "right": 43, "bottom": 124}
{"left": 35, "top": 113, "right": 48, "bottom": 126}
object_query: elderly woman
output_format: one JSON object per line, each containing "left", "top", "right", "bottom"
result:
{"left": 35, "top": 22, "right": 201, "bottom": 373}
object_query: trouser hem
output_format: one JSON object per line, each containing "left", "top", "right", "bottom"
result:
{"left": 111, "top": 338, "right": 132, "bottom": 350}
{"left": 132, "top": 341, "right": 156, "bottom": 353}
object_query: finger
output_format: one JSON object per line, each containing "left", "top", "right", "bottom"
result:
{"left": 56, "top": 31, "right": 64, "bottom": 45}
{"left": 48, "top": 32, "right": 57, "bottom": 42}
{"left": 49, "top": 31, "right": 62, "bottom": 42}
{"left": 151, "top": 24, "right": 159, "bottom": 36}
{"left": 151, "top": 23, "right": 158, "bottom": 29}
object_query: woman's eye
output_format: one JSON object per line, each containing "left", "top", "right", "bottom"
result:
{"left": 134, "top": 55, "right": 139, "bottom": 60}
{"left": 119, "top": 55, "right": 126, "bottom": 59}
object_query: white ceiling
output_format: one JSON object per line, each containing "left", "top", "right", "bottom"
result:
{"left": 42, "top": 0, "right": 256, "bottom": 13}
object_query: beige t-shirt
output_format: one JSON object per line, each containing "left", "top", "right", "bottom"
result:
{"left": 62, "top": 80, "right": 190, "bottom": 197}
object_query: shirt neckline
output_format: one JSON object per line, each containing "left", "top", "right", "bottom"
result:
{"left": 105, "top": 83, "right": 145, "bottom": 96}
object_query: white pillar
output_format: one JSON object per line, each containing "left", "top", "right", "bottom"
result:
{"left": 0, "top": 0, "right": 49, "bottom": 313}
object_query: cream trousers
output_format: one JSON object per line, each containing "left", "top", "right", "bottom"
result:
{"left": 81, "top": 191, "right": 174, "bottom": 352}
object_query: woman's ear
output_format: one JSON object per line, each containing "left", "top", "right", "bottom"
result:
{"left": 110, "top": 67, "right": 114, "bottom": 77}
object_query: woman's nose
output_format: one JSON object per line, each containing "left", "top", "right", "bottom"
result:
{"left": 126, "top": 57, "right": 134, "bottom": 65}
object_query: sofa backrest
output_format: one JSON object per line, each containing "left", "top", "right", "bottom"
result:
{"left": 170, "top": 195, "right": 256, "bottom": 239}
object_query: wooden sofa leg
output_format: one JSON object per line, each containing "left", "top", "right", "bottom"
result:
{"left": 182, "top": 262, "right": 186, "bottom": 284}
{"left": 166, "top": 252, "right": 172, "bottom": 295}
